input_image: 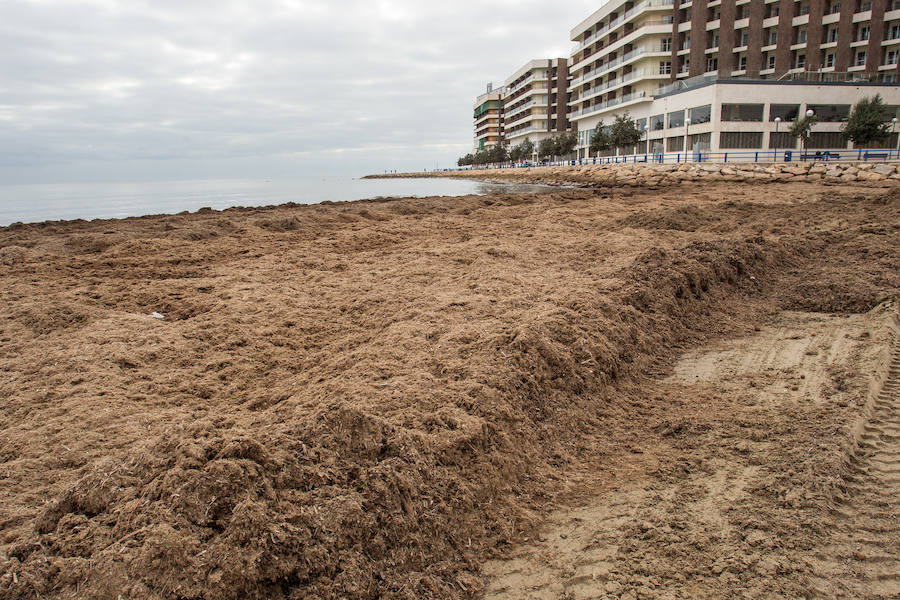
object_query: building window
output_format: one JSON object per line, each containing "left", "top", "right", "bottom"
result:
{"left": 740, "top": 5, "right": 751, "bottom": 19}
{"left": 661, "top": 37, "right": 672, "bottom": 52}
{"left": 856, "top": 50, "right": 867, "bottom": 66}
{"left": 808, "top": 104, "right": 851, "bottom": 122}
{"left": 706, "top": 57, "right": 718, "bottom": 72}
{"left": 739, "top": 55, "right": 747, "bottom": 70}
{"left": 798, "top": 29, "right": 807, "bottom": 44}
{"left": 771, "top": 104, "right": 800, "bottom": 121}
{"left": 797, "top": 54, "right": 806, "bottom": 69}
{"left": 668, "top": 110, "right": 685, "bottom": 128}
{"left": 799, "top": 3, "right": 810, "bottom": 15}
{"left": 662, "top": 15, "right": 674, "bottom": 24}
{"left": 827, "top": 27, "right": 839, "bottom": 43}
{"left": 808, "top": 132, "right": 848, "bottom": 149}
{"left": 635, "top": 118, "right": 647, "bottom": 132}
{"left": 858, "top": 26, "right": 870, "bottom": 41}
{"left": 769, "top": 132, "right": 796, "bottom": 149}
{"left": 688, "top": 132, "right": 711, "bottom": 149}
{"left": 829, "top": 3, "right": 841, "bottom": 14}
{"left": 768, "top": 30, "right": 778, "bottom": 46}
{"left": 650, "top": 114, "right": 665, "bottom": 131}
{"left": 826, "top": 53, "right": 835, "bottom": 67}
{"left": 887, "top": 49, "right": 900, "bottom": 65}
{"left": 739, "top": 30, "right": 749, "bottom": 47}
{"left": 768, "top": 55, "right": 776, "bottom": 69}
{"left": 720, "top": 131, "right": 764, "bottom": 149}
{"left": 859, "top": 0, "right": 872, "bottom": 10}
{"left": 767, "top": 3, "right": 780, "bottom": 17}
{"left": 690, "top": 105, "right": 712, "bottom": 124}
{"left": 666, "top": 136, "right": 685, "bottom": 151}
{"left": 659, "top": 61, "right": 672, "bottom": 74}
{"left": 890, "top": 24, "right": 900, "bottom": 40}
{"left": 681, "top": 34, "right": 691, "bottom": 50}
{"left": 721, "top": 103, "right": 764, "bottom": 122}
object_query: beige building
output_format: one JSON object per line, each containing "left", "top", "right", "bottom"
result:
{"left": 567, "top": 0, "right": 900, "bottom": 156}
{"left": 473, "top": 86, "right": 504, "bottom": 152}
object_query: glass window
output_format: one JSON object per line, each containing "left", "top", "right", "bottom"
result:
{"left": 650, "top": 114, "right": 665, "bottom": 130}
{"left": 666, "top": 136, "right": 684, "bottom": 151}
{"left": 659, "top": 60, "right": 672, "bottom": 74}
{"left": 635, "top": 117, "right": 648, "bottom": 132}
{"left": 826, "top": 53, "right": 835, "bottom": 67}
{"left": 668, "top": 110, "right": 685, "bottom": 128}
{"left": 720, "top": 131, "right": 763, "bottom": 149}
{"left": 856, "top": 51, "right": 867, "bottom": 66}
{"left": 690, "top": 105, "right": 712, "bottom": 124}
{"left": 770, "top": 104, "right": 800, "bottom": 122}
{"left": 807, "top": 104, "right": 851, "bottom": 122}
{"left": 808, "top": 132, "right": 848, "bottom": 149}
{"left": 721, "top": 103, "right": 764, "bottom": 122}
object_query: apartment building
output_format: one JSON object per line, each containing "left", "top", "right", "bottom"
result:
{"left": 568, "top": 0, "right": 676, "bottom": 142}
{"left": 471, "top": 59, "right": 570, "bottom": 151}
{"left": 567, "top": 0, "right": 900, "bottom": 156}
{"left": 473, "top": 86, "right": 504, "bottom": 152}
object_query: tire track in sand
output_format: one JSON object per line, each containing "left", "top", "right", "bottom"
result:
{"left": 811, "top": 307, "right": 900, "bottom": 600}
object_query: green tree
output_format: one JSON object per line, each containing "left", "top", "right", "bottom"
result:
{"left": 790, "top": 113, "right": 818, "bottom": 151}
{"left": 842, "top": 94, "right": 893, "bottom": 146}
{"left": 556, "top": 131, "right": 578, "bottom": 157}
{"left": 488, "top": 142, "right": 509, "bottom": 164}
{"left": 589, "top": 121, "right": 612, "bottom": 156}
{"left": 538, "top": 136, "right": 559, "bottom": 160}
{"left": 519, "top": 138, "right": 535, "bottom": 161}
{"left": 610, "top": 112, "right": 644, "bottom": 154}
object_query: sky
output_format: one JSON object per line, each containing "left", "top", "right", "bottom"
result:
{"left": 0, "top": 0, "right": 602, "bottom": 183}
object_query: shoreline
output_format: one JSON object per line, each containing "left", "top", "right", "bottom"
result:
{"left": 364, "top": 160, "right": 900, "bottom": 187}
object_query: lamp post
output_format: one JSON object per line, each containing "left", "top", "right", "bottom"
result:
{"left": 773, "top": 116, "right": 781, "bottom": 155}
{"left": 893, "top": 117, "right": 899, "bottom": 157}
{"left": 804, "top": 109, "right": 814, "bottom": 153}
{"left": 684, "top": 117, "right": 691, "bottom": 158}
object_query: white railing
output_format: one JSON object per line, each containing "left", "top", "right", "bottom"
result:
{"left": 507, "top": 74, "right": 535, "bottom": 96}
{"left": 575, "top": 68, "right": 648, "bottom": 103}
{"left": 576, "top": 0, "right": 675, "bottom": 51}
{"left": 568, "top": 91, "right": 648, "bottom": 119}
{"left": 504, "top": 99, "right": 537, "bottom": 120}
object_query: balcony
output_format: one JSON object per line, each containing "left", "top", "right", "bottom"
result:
{"left": 572, "top": 45, "right": 661, "bottom": 87}
{"left": 504, "top": 99, "right": 537, "bottom": 121}
{"left": 575, "top": 68, "right": 650, "bottom": 103}
{"left": 575, "top": 0, "right": 675, "bottom": 51}
{"left": 568, "top": 91, "right": 649, "bottom": 120}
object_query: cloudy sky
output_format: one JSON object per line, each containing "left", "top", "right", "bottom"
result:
{"left": 1, "top": 0, "right": 601, "bottom": 183}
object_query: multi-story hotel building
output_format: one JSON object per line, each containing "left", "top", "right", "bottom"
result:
{"left": 567, "top": 0, "right": 900, "bottom": 156}
{"left": 473, "top": 86, "right": 504, "bottom": 152}
{"left": 472, "top": 0, "right": 900, "bottom": 158}
{"left": 471, "top": 59, "right": 570, "bottom": 152}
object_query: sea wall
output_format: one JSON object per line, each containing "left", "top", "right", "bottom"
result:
{"left": 366, "top": 161, "right": 900, "bottom": 187}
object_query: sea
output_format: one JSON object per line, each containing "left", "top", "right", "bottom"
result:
{"left": 0, "top": 176, "right": 557, "bottom": 227}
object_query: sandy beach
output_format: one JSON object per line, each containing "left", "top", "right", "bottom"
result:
{"left": 1, "top": 181, "right": 898, "bottom": 599}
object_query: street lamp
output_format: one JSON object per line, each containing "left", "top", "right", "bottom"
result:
{"left": 684, "top": 117, "right": 691, "bottom": 157}
{"left": 893, "top": 117, "right": 898, "bottom": 157}
{"left": 774, "top": 116, "right": 781, "bottom": 154}
{"left": 804, "top": 109, "right": 814, "bottom": 153}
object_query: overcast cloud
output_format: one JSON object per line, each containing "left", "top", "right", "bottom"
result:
{"left": 0, "top": 0, "right": 601, "bottom": 183}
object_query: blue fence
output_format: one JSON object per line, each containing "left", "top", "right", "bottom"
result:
{"left": 450, "top": 148, "right": 900, "bottom": 171}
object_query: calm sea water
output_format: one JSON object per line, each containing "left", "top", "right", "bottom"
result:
{"left": 0, "top": 176, "right": 557, "bottom": 226}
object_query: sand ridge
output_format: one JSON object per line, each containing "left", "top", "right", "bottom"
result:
{"left": 0, "top": 182, "right": 898, "bottom": 599}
